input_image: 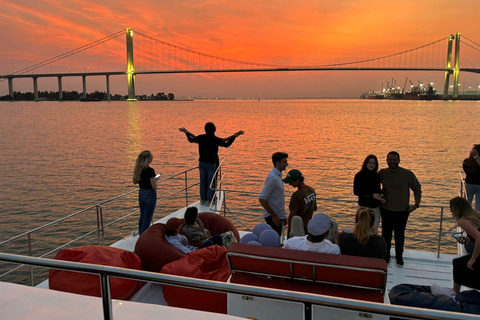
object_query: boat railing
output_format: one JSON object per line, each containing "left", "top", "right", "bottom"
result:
{"left": 211, "top": 162, "right": 459, "bottom": 258}
{"left": 0, "top": 167, "right": 200, "bottom": 285}
{"left": 0, "top": 251, "right": 475, "bottom": 320}
{"left": 458, "top": 171, "right": 467, "bottom": 198}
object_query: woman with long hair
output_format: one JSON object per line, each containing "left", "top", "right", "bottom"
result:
{"left": 133, "top": 150, "right": 157, "bottom": 235}
{"left": 463, "top": 145, "right": 480, "bottom": 211}
{"left": 450, "top": 197, "right": 480, "bottom": 293}
{"left": 353, "top": 155, "right": 384, "bottom": 234}
{"left": 338, "top": 207, "right": 387, "bottom": 259}
{"left": 182, "top": 207, "right": 222, "bottom": 245}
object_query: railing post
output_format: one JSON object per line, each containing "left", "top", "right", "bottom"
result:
{"left": 27, "top": 233, "right": 34, "bottom": 286}
{"left": 437, "top": 207, "right": 444, "bottom": 258}
{"left": 96, "top": 205, "right": 105, "bottom": 246}
{"left": 185, "top": 171, "right": 189, "bottom": 207}
{"left": 100, "top": 274, "right": 113, "bottom": 320}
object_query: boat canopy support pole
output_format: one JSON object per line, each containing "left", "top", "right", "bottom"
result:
{"left": 126, "top": 28, "right": 136, "bottom": 101}
{"left": 100, "top": 274, "right": 113, "bottom": 320}
{"left": 453, "top": 33, "right": 461, "bottom": 98}
{"left": 443, "top": 34, "right": 454, "bottom": 99}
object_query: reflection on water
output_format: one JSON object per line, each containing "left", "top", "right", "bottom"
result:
{"left": 0, "top": 99, "right": 479, "bottom": 265}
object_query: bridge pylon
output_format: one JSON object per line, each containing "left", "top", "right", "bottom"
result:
{"left": 443, "top": 33, "right": 461, "bottom": 99}
{"left": 126, "top": 28, "right": 136, "bottom": 101}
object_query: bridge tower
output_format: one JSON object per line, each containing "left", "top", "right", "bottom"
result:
{"left": 453, "top": 33, "right": 461, "bottom": 98}
{"left": 443, "top": 33, "right": 461, "bottom": 99}
{"left": 126, "top": 28, "right": 136, "bottom": 101}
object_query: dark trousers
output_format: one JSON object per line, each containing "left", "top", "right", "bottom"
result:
{"left": 453, "top": 255, "right": 480, "bottom": 290}
{"left": 380, "top": 208, "right": 410, "bottom": 257}
{"left": 389, "top": 284, "right": 480, "bottom": 315}
{"left": 198, "top": 234, "right": 223, "bottom": 249}
{"left": 265, "top": 216, "right": 286, "bottom": 236}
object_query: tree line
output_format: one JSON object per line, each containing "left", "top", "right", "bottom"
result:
{"left": 0, "top": 91, "right": 175, "bottom": 101}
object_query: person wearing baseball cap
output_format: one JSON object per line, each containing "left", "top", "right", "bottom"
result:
{"left": 282, "top": 213, "right": 340, "bottom": 254}
{"left": 283, "top": 169, "right": 317, "bottom": 238}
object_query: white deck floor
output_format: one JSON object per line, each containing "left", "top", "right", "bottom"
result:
{"left": 383, "top": 249, "right": 456, "bottom": 303}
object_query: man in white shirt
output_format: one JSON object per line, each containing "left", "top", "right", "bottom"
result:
{"left": 283, "top": 213, "right": 340, "bottom": 254}
{"left": 259, "top": 152, "right": 288, "bottom": 235}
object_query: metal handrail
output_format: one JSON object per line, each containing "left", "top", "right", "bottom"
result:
{"left": 0, "top": 252, "right": 475, "bottom": 320}
{"left": 0, "top": 166, "right": 200, "bottom": 285}
{"left": 0, "top": 167, "right": 199, "bottom": 248}
{"left": 211, "top": 162, "right": 458, "bottom": 257}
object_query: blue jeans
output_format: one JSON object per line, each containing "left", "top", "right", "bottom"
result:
{"left": 199, "top": 162, "right": 216, "bottom": 202}
{"left": 466, "top": 183, "right": 480, "bottom": 211}
{"left": 138, "top": 189, "right": 157, "bottom": 235}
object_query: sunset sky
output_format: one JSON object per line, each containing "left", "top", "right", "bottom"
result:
{"left": 1, "top": 0, "right": 480, "bottom": 98}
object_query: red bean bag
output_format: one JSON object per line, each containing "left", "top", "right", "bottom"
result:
{"left": 135, "top": 212, "right": 239, "bottom": 273}
{"left": 161, "top": 245, "right": 230, "bottom": 314}
{"left": 49, "top": 245, "right": 142, "bottom": 300}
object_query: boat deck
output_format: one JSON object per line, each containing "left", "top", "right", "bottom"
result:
{"left": 109, "top": 199, "right": 459, "bottom": 305}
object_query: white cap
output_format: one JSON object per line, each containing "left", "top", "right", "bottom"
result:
{"left": 307, "top": 213, "right": 332, "bottom": 236}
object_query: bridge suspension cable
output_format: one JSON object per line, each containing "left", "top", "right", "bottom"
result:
{"left": 2, "top": 30, "right": 124, "bottom": 79}
{"left": 461, "top": 36, "right": 480, "bottom": 54}
{"left": 134, "top": 31, "right": 449, "bottom": 71}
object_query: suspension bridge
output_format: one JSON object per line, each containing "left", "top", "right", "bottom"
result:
{"left": 1, "top": 28, "right": 480, "bottom": 101}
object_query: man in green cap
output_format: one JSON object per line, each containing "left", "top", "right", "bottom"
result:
{"left": 283, "top": 169, "right": 317, "bottom": 237}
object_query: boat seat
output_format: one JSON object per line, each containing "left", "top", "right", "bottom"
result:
{"left": 227, "top": 242, "right": 388, "bottom": 303}
{"left": 161, "top": 245, "right": 230, "bottom": 314}
{"left": 135, "top": 212, "right": 240, "bottom": 272}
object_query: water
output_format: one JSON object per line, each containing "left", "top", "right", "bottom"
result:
{"left": 1, "top": 99, "right": 479, "bottom": 270}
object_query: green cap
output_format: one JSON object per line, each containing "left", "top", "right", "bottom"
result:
{"left": 283, "top": 169, "right": 303, "bottom": 183}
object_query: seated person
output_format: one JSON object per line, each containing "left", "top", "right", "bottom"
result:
{"left": 182, "top": 207, "right": 224, "bottom": 244}
{"left": 337, "top": 207, "right": 387, "bottom": 259}
{"left": 283, "top": 213, "right": 340, "bottom": 254}
{"left": 389, "top": 283, "right": 480, "bottom": 315}
{"left": 165, "top": 217, "right": 221, "bottom": 254}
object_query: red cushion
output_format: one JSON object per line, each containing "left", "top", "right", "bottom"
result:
{"left": 161, "top": 246, "right": 230, "bottom": 314}
{"left": 198, "top": 212, "right": 240, "bottom": 242}
{"left": 135, "top": 212, "right": 239, "bottom": 272}
{"left": 135, "top": 223, "right": 184, "bottom": 272}
{"left": 49, "top": 246, "right": 142, "bottom": 300}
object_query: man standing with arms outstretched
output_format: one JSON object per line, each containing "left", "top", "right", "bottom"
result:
{"left": 379, "top": 151, "right": 422, "bottom": 267}
{"left": 259, "top": 152, "right": 288, "bottom": 235}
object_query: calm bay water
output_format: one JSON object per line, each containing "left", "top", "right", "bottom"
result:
{"left": 1, "top": 99, "right": 479, "bottom": 263}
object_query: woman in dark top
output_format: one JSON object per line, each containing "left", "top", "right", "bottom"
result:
{"left": 450, "top": 197, "right": 480, "bottom": 293}
{"left": 338, "top": 207, "right": 387, "bottom": 259}
{"left": 463, "top": 145, "right": 480, "bottom": 211}
{"left": 353, "top": 155, "right": 384, "bottom": 234}
{"left": 133, "top": 150, "right": 157, "bottom": 235}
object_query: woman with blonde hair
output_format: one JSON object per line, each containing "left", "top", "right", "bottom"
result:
{"left": 338, "top": 207, "right": 387, "bottom": 259}
{"left": 133, "top": 150, "right": 157, "bottom": 235}
{"left": 450, "top": 196, "right": 480, "bottom": 293}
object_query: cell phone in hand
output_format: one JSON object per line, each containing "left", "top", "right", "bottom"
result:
{"left": 452, "top": 233, "right": 466, "bottom": 244}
